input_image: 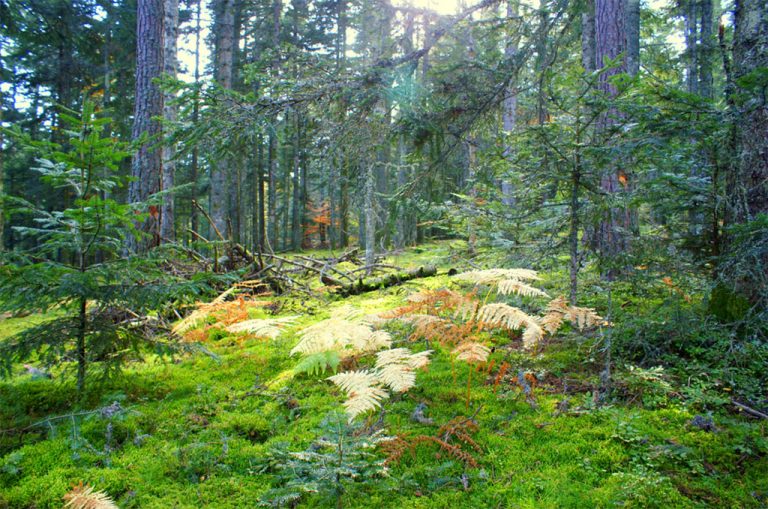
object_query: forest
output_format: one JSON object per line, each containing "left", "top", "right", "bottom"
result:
{"left": 0, "top": 0, "right": 767, "bottom": 506}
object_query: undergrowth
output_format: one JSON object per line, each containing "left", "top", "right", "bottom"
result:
{"left": 0, "top": 242, "right": 766, "bottom": 508}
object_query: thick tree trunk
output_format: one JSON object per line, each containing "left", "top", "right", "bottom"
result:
{"left": 699, "top": 0, "right": 715, "bottom": 99}
{"left": 594, "top": 0, "right": 631, "bottom": 278}
{"left": 625, "top": 0, "right": 640, "bottom": 76}
{"left": 210, "top": 0, "right": 235, "bottom": 240}
{"left": 189, "top": 0, "right": 202, "bottom": 239}
{"left": 729, "top": 0, "right": 768, "bottom": 222}
{"left": 582, "top": 3, "right": 596, "bottom": 71}
{"left": 129, "top": 0, "right": 164, "bottom": 251}
{"left": 161, "top": 0, "right": 179, "bottom": 242}
{"left": 500, "top": 0, "right": 519, "bottom": 207}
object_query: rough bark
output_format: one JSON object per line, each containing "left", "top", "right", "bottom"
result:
{"left": 625, "top": 0, "right": 640, "bottom": 76}
{"left": 594, "top": 0, "right": 631, "bottom": 277}
{"left": 500, "top": 0, "right": 519, "bottom": 206}
{"left": 210, "top": 0, "right": 236, "bottom": 240}
{"left": 129, "top": 0, "right": 164, "bottom": 251}
{"left": 730, "top": 0, "right": 768, "bottom": 222}
{"left": 582, "top": 3, "right": 596, "bottom": 71}
{"left": 160, "top": 0, "right": 179, "bottom": 242}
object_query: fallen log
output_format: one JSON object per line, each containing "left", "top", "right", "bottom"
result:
{"left": 334, "top": 265, "right": 438, "bottom": 296}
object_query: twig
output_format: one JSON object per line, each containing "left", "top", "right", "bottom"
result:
{"left": 732, "top": 400, "right": 768, "bottom": 420}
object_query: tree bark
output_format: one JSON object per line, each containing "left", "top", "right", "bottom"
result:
{"left": 210, "top": 0, "right": 236, "bottom": 240}
{"left": 129, "top": 0, "right": 164, "bottom": 251}
{"left": 160, "top": 0, "right": 179, "bottom": 242}
{"left": 594, "top": 0, "right": 631, "bottom": 278}
{"left": 729, "top": 0, "right": 768, "bottom": 222}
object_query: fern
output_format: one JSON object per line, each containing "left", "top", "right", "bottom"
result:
{"left": 63, "top": 483, "right": 118, "bottom": 509}
{"left": 497, "top": 279, "right": 550, "bottom": 298}
{"left": 294, "top": 350, "right": 341, "bottom": 376}
{"left": 540, "top": 296, "right": 604, "bottom": 334}
{"left": 453, "top": 268, "right": 540, "bottom": 285}
{"left": 374, "top": 348, "right": 432, "bottom": 392}
{"left": 477, "top": 303, "right": 532, "bottom": 330}
{"left": 327, "top": 370, "right": 389, "bottom": 420}
{"left": 476, "top": 303, "right": 543, "bottom": 349}
{"left": 225, "top": 316, "right": 297, "bottom": 338}
{"left": 452, "top": 342, "right": 490, "bottom": 364}
{"left": 290, "top": 319, "right": 391, "bottom": 357}
{"left": 172, "top": 296, "right": 274, "bottom": 336}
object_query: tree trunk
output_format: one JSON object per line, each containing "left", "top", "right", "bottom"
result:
{"left": 729, "top": 0, "right": 768, "bottom": 223}
{"left": 210, "top": 0, "right": 235, "bottom": 239}
{"left": 625, "top": 0, "right": 640, "bottom": 76}
{"left": 364, "top": 164, "right": 376, "bottom": 272}
{"left": 594, "top": 0, "right": 631, "bottom": 278}
{"left": 292, "top": 114, "right": 303, "bottom": 250}
{"left": 190, "top": 0, "right": 202, "bottom": 239}
{"left": 160, "top": 0, "right": 179, "bottom": 242}
{"left": 582, "top": 2, "right": 596, "bottom": 71}
{"left": 501, "top": 0, "right": 519, "bottom": 207}
{"left": 268, "top": 130, "right": 278, "bottom": 252}
{"left": 129, "top": 0, "right": 164, "bottom": 251}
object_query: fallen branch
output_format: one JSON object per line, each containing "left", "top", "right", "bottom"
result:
{"left": 732, "top": 399, "right": 768, "bottom": 420}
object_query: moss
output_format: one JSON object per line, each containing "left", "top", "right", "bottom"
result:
{"left": 0, "top": 242, "right": 766, "bottom": 507}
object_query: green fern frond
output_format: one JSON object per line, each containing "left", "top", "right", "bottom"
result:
{"left": 294, "top": 350, "right": 341, "bottom": 376}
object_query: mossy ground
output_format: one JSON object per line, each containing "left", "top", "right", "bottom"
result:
{"left": 0, "top": 242, "right": 766, "bottom": 508}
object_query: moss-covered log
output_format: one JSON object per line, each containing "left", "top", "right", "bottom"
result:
{"left": 334, "top": 265, "right": 438, "bottom": 296}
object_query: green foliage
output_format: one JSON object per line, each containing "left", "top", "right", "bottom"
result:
{"left": 293, "top": 350, "right": 341, "bottom": 377}
{"left": 0, "top": 102, "right": 223, "bottom": 395}
{"left": 257, "top": 412, "right": 391, "bottom": 507}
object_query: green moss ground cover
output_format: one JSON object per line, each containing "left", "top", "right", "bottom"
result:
{"left": 0, "top": 243, "right": 766, "bottom": 508}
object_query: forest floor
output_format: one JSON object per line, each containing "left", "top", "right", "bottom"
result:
{"left": 0, "top": 242, "right": 766, "bottom": 508}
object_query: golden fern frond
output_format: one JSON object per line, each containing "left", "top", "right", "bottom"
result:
{"left": 521, "top": 320, "right": 544, "bottom": 349}
{"left": 477, "top": 303, "right": 544, "bottom": 349}
{"left": 353, "top": 330, "right": 393, "bottom": 354}
{"left": 374, "top": 348, "right": 432, "bottom": 392}
{"left": 477, "top": 303, "right": 535, "bottom": 331}
{"left": 63, "top": 483, "right": 118, "bottom": 509}
{"left": 566, "top": 306, "right": 603, "bottom": 330}
{"left": 328, "top": 370, "right": 389, "bottom": 419}
{"left": 546, "top": 296, "right": 570, "bottom": 314}
{"left": 172, "top": 308, "right": 209, "bottom": 336}
{"left": 388, "top": 289, "right": 479, "bottom": 318}
{"left": 497, "top": 279, "right": 550, "bottom": 298}
{"left": 360, "top": 314, "right": 391, "bottom": 328}
{"left": 539, "top": 311, "right": 565, "bottom": 335}
{"left": 454, "top": 268, "right": 540, "bottom": 285}
{"left": 290, "top": 319, "right": 391, "bottom": 357}
{"left": 540, "top": 297, "right": 604, "bottom": 334}
{"left": 172, "top": 297, "right": 273, "bottom": 336}
{"left": 452, "top": 342, "right": 491, "bottom": 364}
{"left": 407, "top": 350, "right": 433, "bottom": 369}
{"left": 225, "top": 316, "right": 297, "bottom": 338}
